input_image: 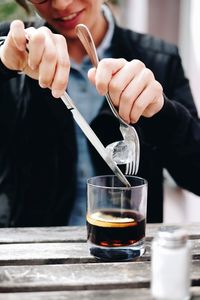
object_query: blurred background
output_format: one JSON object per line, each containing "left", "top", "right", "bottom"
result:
{"left": 0, "top": 0, "right": 27, "bottom": 20}
{"left": 112, "top": 0, "right": 200, "bottom": 224}
{"left": 1, "top": 0, "right": 200, "bottom": 224}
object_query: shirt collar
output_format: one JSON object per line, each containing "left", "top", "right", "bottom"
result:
{"left": 70, "top": 4, "right": 115, "bottom": 69}
{"left": 96, "top": 4, "right": 115, "bottom": 60}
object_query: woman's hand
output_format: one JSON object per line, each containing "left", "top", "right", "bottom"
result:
{"left": 88, "top": 58, "right": 164, "bottom": 124}
{"left": 0, "top": 20, "right": 69, "bottom": 98}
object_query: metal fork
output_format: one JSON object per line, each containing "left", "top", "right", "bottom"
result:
{"left": 75, "top": 24, "right": 140, "bottom": 175}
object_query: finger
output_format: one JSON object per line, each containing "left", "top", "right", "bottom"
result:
{"left": 94, "top": 58, "right": 127, "bottom": 95}
{"left": 142, "top": 94, "right": 164, "bottom": 119}
{"left": 140, "top": 81, "right": 164, "bottom": 119}
{"left": 51, "top": 34, "right": 70, "bottom": 98}
{"left": 88, "top": 67, "right": 96, "bottom": 85}
{"left": 9, "top": 20, "right": 27, "bottom": 52}
{"left": 128, "top": 81, "right": 163, "bottom": 123}
{"left": 25, "top": 27, "right": 45, "bottom": 70}
{"left": 108, "top": 60, "right": 145, "bottom": 106}
{"left": 35, "top": 28, "right": 57, "bottom": 89}
{"left": 118, "top": 68, "right": 155, "bottom": 122}
{"left": 1, "top": 20, "right": 28, "bottom": 71}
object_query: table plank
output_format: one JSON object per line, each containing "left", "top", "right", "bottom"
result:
{"left": 0, "top": 289, "right": 153, "bottom": 300}
{"left": 0, "top": 224, "right": 199, "bottom": 244}
{"left": 0, "top": 227, "right": 86, "bottom": 244}
{"left": 146, "top": 223, "right": 200, "bottom": 240}
{"left": 0, "top": 243, "right": 92, "bottom": 265}
{"left": 0, "top": 239, "right": 200, "bottom": 265}
{"left": 1, "top": 288, "right": 200, "bottom": 300}
{"left": 0, "top": 261, "right": 199, "bottom": 293}
{"left": 0, "top": 262, "right": 149, "bottom": 292}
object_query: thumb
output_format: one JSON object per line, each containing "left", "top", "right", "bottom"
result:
{"left": 88, "top": 67, "right": 96, "bottom": 85}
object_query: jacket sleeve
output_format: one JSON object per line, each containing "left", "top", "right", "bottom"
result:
{"left": 0, "top": 57, "right": 19, "bottom": 80}
{"left": 0, "top": 23, "right": 22, "bottom": 226}
{"left": 138, "top": 51, "right": 200, "bottom": 195}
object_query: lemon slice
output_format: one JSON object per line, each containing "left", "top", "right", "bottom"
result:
{"left": 87, "top": 210, "right": 136, "bottom": 228}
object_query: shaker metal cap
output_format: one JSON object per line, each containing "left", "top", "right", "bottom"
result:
{"left": 156, "top": 225, "right": 188, "bottom": 248}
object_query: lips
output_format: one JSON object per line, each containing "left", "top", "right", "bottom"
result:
{"left": 59, "top": 12, "right": 79, "bottom": 21}
{"left": 53, "top": 9, "right": 84, "bottom": 30}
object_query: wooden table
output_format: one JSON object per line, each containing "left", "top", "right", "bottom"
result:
{"left": 0, "top": 224, "right": 199, "bottom": 299}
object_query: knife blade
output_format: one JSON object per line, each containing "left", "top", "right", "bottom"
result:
{"left": 61, "top": 92, "right": 131, "bottom": 187}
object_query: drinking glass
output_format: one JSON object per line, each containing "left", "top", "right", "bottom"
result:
{"left": 86, "top": 175, "right": 148, "bottom": 261}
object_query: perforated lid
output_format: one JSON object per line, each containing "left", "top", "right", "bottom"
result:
{"left": 155, "top": 225, "right": 188, "bottom": 248}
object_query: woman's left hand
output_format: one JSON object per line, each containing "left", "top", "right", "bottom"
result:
{"left": 88, "top": 58, "right": 164, "bottom": 124}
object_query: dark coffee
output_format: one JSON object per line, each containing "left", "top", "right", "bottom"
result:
{"left": 87, "top": 209, "right": 145, "bottom": 247}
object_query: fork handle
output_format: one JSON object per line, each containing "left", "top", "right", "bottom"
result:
{"left": 75, "top": 24, "right": 99, "bottom": 68}
{"left": 75, "top": 24, "right": 128, "bottom": 127}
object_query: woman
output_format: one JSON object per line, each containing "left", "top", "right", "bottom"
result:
{"left": 0, "top": 0, "right": 199, "bottom": 226}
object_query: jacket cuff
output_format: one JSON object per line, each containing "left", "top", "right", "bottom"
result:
{"left": 138, "top": 94, "right": 191, "bottom": 146}
{"left": 0, "top": 41, "right": 19, "bottom": 79}
{"left": 150, "top": 94, "right": 178, "bottom": 120}
{"left": 0, "top": 57, "right": 19, "bottom": 79}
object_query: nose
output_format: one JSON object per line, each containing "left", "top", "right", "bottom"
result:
{"left": 51, "top": 0, "right": 73, "bottom": 10}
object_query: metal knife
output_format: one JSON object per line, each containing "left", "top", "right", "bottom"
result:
{"left": 61, "top": 92, "right": 131, "bottom": 187}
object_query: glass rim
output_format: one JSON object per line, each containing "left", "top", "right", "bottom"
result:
{"left": 87, "top": 175, "right": 148, "bottom": 190}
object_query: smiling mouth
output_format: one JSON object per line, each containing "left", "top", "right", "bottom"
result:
{"left": 54, "top": 10, "right": 83, "bottom": 22}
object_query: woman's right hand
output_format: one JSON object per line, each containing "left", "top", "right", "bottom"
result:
{"left": 0, "top": 20, "right": 70, "bottom": 98}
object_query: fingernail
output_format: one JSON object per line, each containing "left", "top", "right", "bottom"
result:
{"left": 99, "top": 89, "right": 105, "bottom": 96}
{"left": 52, "top": 90, "right": 62, "bottom": 98}
{"left": 39, "top": 82, "right": 47, "bottom": 88}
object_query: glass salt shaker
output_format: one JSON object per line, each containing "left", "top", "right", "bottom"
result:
{"left": 151, "top": 225, "right": 191, "bottom": 300}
